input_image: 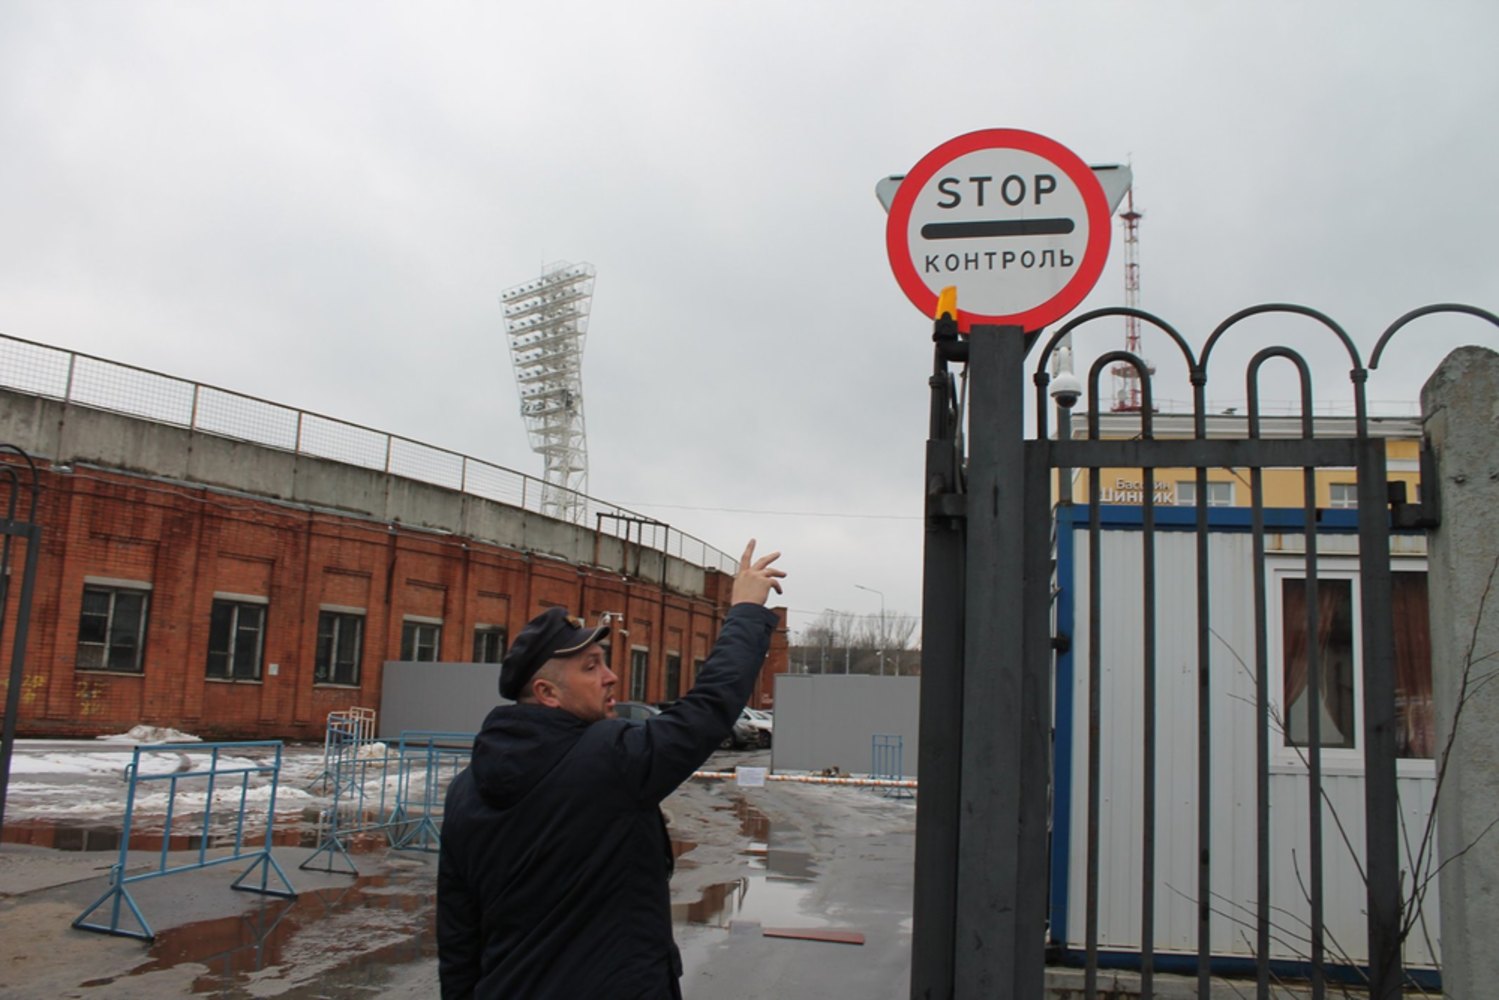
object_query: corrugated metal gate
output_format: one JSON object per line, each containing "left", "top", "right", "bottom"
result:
{"left": 911, "top": 304, "right": 1497, "bottom": 1000}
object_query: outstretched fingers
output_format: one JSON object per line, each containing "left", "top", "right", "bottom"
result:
{"left": 730, "top": 540, "right": 787, "bottom": 603}
{"left": 753, "top": 550, "right": 782, "bottom": 572}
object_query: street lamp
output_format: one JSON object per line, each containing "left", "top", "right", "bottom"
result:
{"left": 853, "top": 584, "right": 886, "bottom": 676}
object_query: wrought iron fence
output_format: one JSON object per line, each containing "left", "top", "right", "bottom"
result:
{"left": 0, "top": 333, "right": 738, "bottom": 575}
{"left": 914, "top": 302, "right": 1499, "bottom": 1000}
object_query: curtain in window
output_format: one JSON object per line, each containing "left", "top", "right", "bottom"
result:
{"left": 1282, "top": 578, "right": 1351, "bottom": 745}
{"left": 1392, "top": 573, "right": 1435, "bottom": 759}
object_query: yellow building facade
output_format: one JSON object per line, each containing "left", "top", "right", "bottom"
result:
{"left": 1060, "top": 412, "right": 1422, "bottom": 509}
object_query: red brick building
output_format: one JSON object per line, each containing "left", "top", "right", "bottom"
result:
{"left": 0, "top": 371, "right": 787, "bottom": 740}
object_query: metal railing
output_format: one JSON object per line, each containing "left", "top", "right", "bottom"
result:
{"left": 0, "top": 333, "right": 738, "bottom": 575}
{"left": 73, "top": 741, "right": 296, "bottom": 941}
{"left": 386, "top": 731, "right": 473, "bottom": 852}
{"left": 871, "top": 734, "right": 914, "bottom": 799}
{"left": 300, "top": 717, "right": 473, "bottom": 875}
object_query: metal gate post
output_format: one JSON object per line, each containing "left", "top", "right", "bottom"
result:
{"left": 911, "top": 330, "right": 967, "bottom": 1000}
{"left": 1356, "top": 437, "right": 1403, "bottom": 999}
{"left": 955, "top": 324, "right": 1044, "bottom": 998}
{"left": 0, "top": 450, "right": 41, "bottom": 835}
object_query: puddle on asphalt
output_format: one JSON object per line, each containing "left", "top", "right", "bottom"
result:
{"left": 77, "top": 874, "right": 436, "bottom": 994}
{"left": 674, "top": 796, "right": 823, "bottom": 929}
{"left": 672, "top": 870, "right": 820, "bottom": 928}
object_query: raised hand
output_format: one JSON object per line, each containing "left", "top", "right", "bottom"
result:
{"left": 729, "top": 539, "right": 786, "bottom": 606}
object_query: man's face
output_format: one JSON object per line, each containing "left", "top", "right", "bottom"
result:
{"left": 541, "top": 644, "right": 618, "bottom": 722}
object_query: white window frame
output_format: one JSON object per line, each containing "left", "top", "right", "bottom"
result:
{"left": 77, "top": 583, "right": 151, "bottom": 674}
{"left": 629, "top": 646, "right": 650, "bottom": 702}
{"left": 207, "top": 597, "right": 267, "bottom": 682}
{"left": 315, "top": 609, "right": 364, "bottom": 687}
{"left": 664, "top": 650, "right": 683, "bottom": 702}
{"left": 1177, "top": 480, "right": 1235, "bottom": 507}
{"left": 472, "top": 624, "right": 507, "bottom": 664}
{"left": 1328, "top": 482, "right": 1358, "bottom": 509}
{"left": 1267, "top": 555, "right": 1435, "bottom": 777}
{"left": 402, "top": 617, "right": 443, "bottom": 662}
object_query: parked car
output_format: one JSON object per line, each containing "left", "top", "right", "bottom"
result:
{"left": 613, "top": 700, "right": 660, "bottom": 722}
{"left": 725, "top": 707, "right": 773, "bottom": 749}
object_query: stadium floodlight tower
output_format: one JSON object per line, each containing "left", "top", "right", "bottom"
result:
{"left": 500, "top": 261, "right": 597, "bottom": 524}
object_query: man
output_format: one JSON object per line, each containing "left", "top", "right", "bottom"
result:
{"left": 438, "top": 540, "right": 785, "bottom": 999}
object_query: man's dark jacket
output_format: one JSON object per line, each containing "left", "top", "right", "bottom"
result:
{"left": 437, "top": 603, "right": 778, "bottom": 999}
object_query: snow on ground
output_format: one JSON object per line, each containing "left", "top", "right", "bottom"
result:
{"left": 4, "top": 741, "right": 327, "bottom": 824}
{"left": 94, "top": 724, "right": 203, "bottom": 743}
{"left": 2, "top": 738, "right": 462, "bottom": 827}
{"left": 6, "top": 749, "right": 140, "bottom": 777}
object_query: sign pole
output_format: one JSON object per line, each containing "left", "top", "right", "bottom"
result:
{"left": 911, "top": 325, "right": 967, "bottom": 999}
{"left": 953, "top": 324, "right": 1046, "bottom": 997}
{"left": 891, "top": 128, "right": 1110, "bottom": 998}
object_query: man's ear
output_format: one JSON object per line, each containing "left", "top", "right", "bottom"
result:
{"left": 531, "top": 677, "right": 560, "bottom": 707}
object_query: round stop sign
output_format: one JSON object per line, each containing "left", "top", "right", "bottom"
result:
{"left": 886, "top": 128, "right": 1111, "bottom": 333}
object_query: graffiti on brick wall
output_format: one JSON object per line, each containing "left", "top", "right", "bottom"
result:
{"left": 74, "top": 678, "right": 107, "bottom": 717}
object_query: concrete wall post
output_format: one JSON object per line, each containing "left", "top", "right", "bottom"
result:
{"left": 1421, "top": 345, "right": 1499, "bottom": 998}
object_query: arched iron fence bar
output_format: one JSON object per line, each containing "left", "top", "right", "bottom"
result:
{"left": 1085, "top": 351, "right": 1156, "bottom": 439}
{"left": 1186, "top": 308, "right": 1354, "bottom": 994}
{"left": 1030, "top": 307, "right": 1195, "bottom": 439}
{"left": 1079, "top": 349, "right": 1158, "bottom": 996}
{"left": 1367, "top": 303, "right": 1499, "bottom": 371}
{"left": 0, "top": 446, "right": 40, "bottom": 521}
{"left": 1246, "top": 347, "right": 1318, "bottom": 440}
{"left": 1244, "top": 345, "right": 1326, "bottom": 998}
{"left": 1199, "top": 304, "right": 1367, "bottom": 439}
{"left": 0, "top": 445, "right": 41, "bottom": 836}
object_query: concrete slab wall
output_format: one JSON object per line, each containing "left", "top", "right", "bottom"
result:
{"left": 0, "top": 387, "right": 710, "bottom": 596}
{"left": 379, "top": 661, "right": 506, "bottom": 738}
{"left": 771, "top": 674, "right": 920, "bottom": 776}
{"left": 1422, "top": 345, "right": 1499, "bottom": 999}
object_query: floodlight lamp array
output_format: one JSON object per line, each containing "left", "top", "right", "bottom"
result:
{"left": 500, "top": 262, "right": 597, "bottom": 524}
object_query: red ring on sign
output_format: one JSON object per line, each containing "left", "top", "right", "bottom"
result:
{"left": 885, "top": 128, "right": 1112, "bottom": 334}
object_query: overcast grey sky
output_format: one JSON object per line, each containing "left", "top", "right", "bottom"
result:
{"left": 3, "top": 2, "right": 1496, "bottom": 638}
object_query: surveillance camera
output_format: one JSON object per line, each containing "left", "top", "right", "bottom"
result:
{"left": 1049, "top": 372, "right": 1082, "bottom": 408}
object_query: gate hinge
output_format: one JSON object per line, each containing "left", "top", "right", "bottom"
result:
{"left": 927, "top": 492, "right": 966, "bottom": 520}
{"left": 1390, "top": 439, "right": 1441, "bottom": 530}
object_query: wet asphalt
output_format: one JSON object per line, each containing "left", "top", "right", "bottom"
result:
{"left": 0, "top": 747, "right": 923, "bottom": 999}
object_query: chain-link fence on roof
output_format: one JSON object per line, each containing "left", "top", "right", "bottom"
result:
{"left": 0, "top": 333, "right": 738, "bottom": 576}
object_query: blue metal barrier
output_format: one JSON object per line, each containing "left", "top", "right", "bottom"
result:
{"left": 299, "top": 716, "right": 398, "bottom": 875}
{"left": 871, "top": 734, "right": 914, "bottom": 799}
{"left": 300, "top": 724, "right": 472, "bottom": 874}
{"left": 73, "top": 741, "right": 296, "bottom": 941}
{"left": 388, "top": 731, "right": 473, "bottom": 852}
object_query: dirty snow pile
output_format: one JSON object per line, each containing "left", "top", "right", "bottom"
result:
{"left": 95, "top": 725, "right": 203, "bottom": 744}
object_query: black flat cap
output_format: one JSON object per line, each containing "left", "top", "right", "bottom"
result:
{"left": 499, "top": 607, "right": 611, "bottom": 700}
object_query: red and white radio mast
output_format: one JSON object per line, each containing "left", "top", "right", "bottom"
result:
{"left": 1110, "top": 186, "right": 1153, "bottom": 412}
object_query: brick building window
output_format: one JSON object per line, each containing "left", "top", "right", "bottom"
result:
{"left": 629, "top": 647, "right": 649, "bottom": 701}
{"left": 473, "top": 626, "right": 506, "bottom": 664}
{"left": 77, "top": 585, "right": 149, "bottom": 673}
{"left": 207, "top": 599, "right": 266, "bottom": 681}
{"left": 664, "top": 652, "right": 682, "bottom": 702}
{"left": 402, "top": 619, "right": 442, "bottom": 661}
{"left": 1329, "top": 483, "right": 1358, "bottom": 508}
{"left": 315, "top": 611, "right": 363, "bottom": 686}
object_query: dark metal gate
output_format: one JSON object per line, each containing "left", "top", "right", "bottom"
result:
{"left": 912, "top": 304, "right": 1499, "bottom": 1000}
{"left": 0, "top": 445, "right": 44, "bottom": 834}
